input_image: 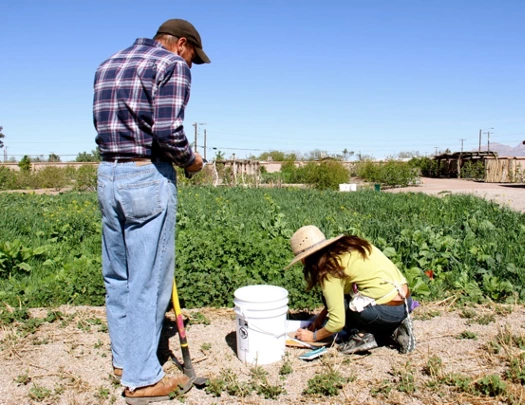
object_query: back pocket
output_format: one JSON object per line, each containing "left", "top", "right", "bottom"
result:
{"left": 119, "top": 180, "right": 162, "bottom": 221}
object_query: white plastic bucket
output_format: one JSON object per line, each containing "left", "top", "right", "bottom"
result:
{"left": 234, "top": 285, "right": 289, "bottom": 365}
{"left": 339, "top": 183, "right": 357, "bottom": 192}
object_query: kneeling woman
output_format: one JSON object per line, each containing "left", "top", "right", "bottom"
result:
{"left": 287, "top": 225, "right": 416, "bottom": 354}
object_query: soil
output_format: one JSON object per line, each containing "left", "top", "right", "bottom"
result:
{"left": 1, "top": 178, "right": 524, "bottom": 405}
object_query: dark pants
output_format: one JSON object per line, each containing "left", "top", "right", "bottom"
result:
{"left": 344, "top": 295, "right": 413, "bottom": 344}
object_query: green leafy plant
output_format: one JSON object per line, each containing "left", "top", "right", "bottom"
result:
{"left": 456, "top": 330, "right": 478, "bottom": 340}
{"left": 0, "top": 240, "right": 48, "bottom": 278}
{"left": 189, "top": 311, "right": 210, "bottom": 325}
{"left": 303, "top": 366, "right": 350, "bottom": 397}
{"left": 474, "top": 374, "right": 507, "bottom": 397}
{"left": 29, "top": 384, "right": 52, "bottom": 401}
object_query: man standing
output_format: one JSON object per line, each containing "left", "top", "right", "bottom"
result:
{"left": 93, "top": 19, "right": 210, "bottom": 403}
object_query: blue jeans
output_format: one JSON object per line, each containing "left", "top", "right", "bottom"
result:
{"left": 345, "top": 296, "right": 413, "bottom": 339}
{"left": 97, "top": 161, "right": 177, "bottom": 389}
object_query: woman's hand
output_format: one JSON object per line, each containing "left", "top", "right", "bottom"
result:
{"left": 307, "top": 307, "right": 328, "bottom": 331}
{"left": 295, "top": 328, "right": 315, "bottom": 342}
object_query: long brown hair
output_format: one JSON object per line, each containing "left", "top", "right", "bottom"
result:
{"left": 303, "top": 235, "right": 372, "bottom": 290}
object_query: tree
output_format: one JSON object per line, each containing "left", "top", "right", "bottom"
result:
{"left": 18, "top": 155, "right": 31, "bottom": 172}
{"left": 356, "top": 152, "right": 375, "bottom": 161}
{"left": 48, "top": 153, "right": 61, "bottom": 162}
{"left": 397, "top": 151, "right": 421, "bottom": 159}
{"left": 258, "top": 150, "right": 298, "bottom": 162}
{"left": 76, "top": 149, "right": 101, "bottom": 162}
{"left": 214, "top": 150, "right": 225, "bottom": 161}
{"left": 305, "top": 149, "right": 329, "bottom": 161}
{"left": 342, "top": 148, "right": 354, "bottom": 161}
{"left": 0, "top": 126, "right": 5, "bottom": 149}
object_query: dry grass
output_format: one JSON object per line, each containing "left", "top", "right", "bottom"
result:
{"left": 1, "top": 303, "right": 525, "bottom": 404}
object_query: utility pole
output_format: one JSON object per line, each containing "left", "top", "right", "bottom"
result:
{"left": 458, "top": 139, "right": 466, "bottom": 179}
{"left": 434, "top": 147, "right": 439, "bottom": 156}
{"left": 485, "top": 130, "right": 493, "bottom": 152}
{"left": 192, "top": 122, "right": 206, "bottom": 153}
{"left": 478, "top": 129, "right": 482, "bottom": 152}
{"left": 479, "top": 127, "right": 493, "bottom": 152}
{"left": 203, "top": 129, "right": 207, "bottom": 161}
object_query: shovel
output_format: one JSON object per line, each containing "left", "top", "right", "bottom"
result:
{"left": 171, "top": 278, "right": 209, "bottom": 388}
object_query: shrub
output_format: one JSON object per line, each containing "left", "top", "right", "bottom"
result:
{"left": 357, "top": 160, "right": 419, "bottom": 188}
{"left": 461, "top": 160, "right": 485, "bottom": 180}
{"left": 409, "top": 157, "right": 439, "bottom": 177}
{"left": 294, "top": 160, "right": 349, "bottom": 190}
{"left": 0, "top": 166, "right": 17, "bottom": 190}
{"left": 73, "top": 165, "right": 97, "bottom": 191}
{"left": 18, "top": 156, "right": 32, "bottom": 172}
{"left": 33, "top": 166, "right": 68, "bottom": 191}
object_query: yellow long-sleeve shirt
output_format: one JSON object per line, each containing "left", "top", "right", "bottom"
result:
{"left": 322, "top": 245, "right": 406, "bottom": 333}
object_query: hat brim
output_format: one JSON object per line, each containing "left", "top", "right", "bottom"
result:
{"left": 284, "top": 234, "right": 344, "bottom": 270}
{"left": 193, "top": 47, "right": 210, "bottom": 64}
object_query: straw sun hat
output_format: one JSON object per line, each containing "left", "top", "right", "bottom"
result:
{"left": 284, "top": 225, "right": 344, "bottom": 269}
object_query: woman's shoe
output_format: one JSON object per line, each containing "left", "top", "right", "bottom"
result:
{"left": 392, "top": 317, "right": 416, "bottom": 354}
{"left": 337, "top": 332, "right": 378, "bottom": 354}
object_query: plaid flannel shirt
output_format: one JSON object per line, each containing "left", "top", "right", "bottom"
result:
{"left": 93, "top": 38, "right": 195, "bottom": 167}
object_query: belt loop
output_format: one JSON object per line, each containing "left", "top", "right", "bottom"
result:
{"left": 113, "top": 159, "right": 118, "bottom": 167}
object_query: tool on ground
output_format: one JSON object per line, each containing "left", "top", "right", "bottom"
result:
{"left": 171, "top": 278, "right": 208, "bottom": 388}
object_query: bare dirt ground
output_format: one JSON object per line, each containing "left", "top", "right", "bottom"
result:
{"left": 384, "top": 177, "right": 525, "bottom": 213}
{"left": 1, "top": 179, "right": 524, "bottom": 404}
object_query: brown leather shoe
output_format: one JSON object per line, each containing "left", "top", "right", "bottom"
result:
{"left": 124, "top": 375, "right": 192, "bottom": 405}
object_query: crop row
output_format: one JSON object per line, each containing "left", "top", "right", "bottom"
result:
{"left": 0, "top": 187, "right": 524, "bottom": 308}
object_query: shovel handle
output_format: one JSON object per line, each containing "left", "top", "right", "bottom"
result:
{"left": 172, "top": 278, "right": 196, "bottom": 380}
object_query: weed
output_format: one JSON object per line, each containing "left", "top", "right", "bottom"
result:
{"left": 494, "top": 304, "right": 513, "bottom": 316}
{"left": 474, "top": 374, "right": 507, "bottom": 397}
{"left": 95, "top": 386, "right": 110, "bottom": 399}
{"left": 506, "top": 353, "right": 525, "bottom": 385}
{"left": 488, "top": 326, "right": 525, "bottom": 352}
{"left": 200, "top": 342, "right": 211, "bottom": 351}
{"left": 255, "top": 379, "right": 286, "bottom": 399}
{"left": 470, "top": 313, "right": 495, "bottom": 325}
{"left": 456, "top": 330, "right": 478, "bottom": 340}
{"left": 422, "top": 355, "right": 442, "bottom": 378}
{"left": 189, "top": 311, "right": 210, "bottom": 325}
{"left": 441, "top": 373, "right": 474, "bottom": 393}
{"left": 412, "top": 308, "right": 441, "bottom": 321}
{"left": 460, "top": 308, "right": 477, "bottom": 319}
{"left": 248, "top": 365, "right": 286, "bottom": 399}
{"left": 14, "top": 372, "right": 31, "bottom": 385}
{"left": 29, "top": 384, "right": 52, "bottom": 401}
{"left": 249, "top": 365, "right": 268, "bottom": 381}
{"left": 0, "top": 307, "right": 30, "bottom": 325}
{"left": 204, "top": 375, "right": 226, "bottom": 397}
{"left": 94, "top": 339, "right": 103, "bottom": 349}
{"left": 31, "top": 336, "right": 49, "bottom": 345}
{"left": 303, "top": 369, "right": 349, "bottom": 396}
{"left": 279, "top": 356, "right": 293, "bottom": 376}
{"left": 205, "top": 368, "right": 253, "bottom": 398}
{"left": 370, "top": 379, "right": 393, "bottom": 397}
{"left": 391, "top": 362, "right": 416, "bottom": 394}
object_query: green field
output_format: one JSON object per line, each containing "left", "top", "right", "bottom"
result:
{"left": 1, "top": 187, "right": 524, "bottom": 309}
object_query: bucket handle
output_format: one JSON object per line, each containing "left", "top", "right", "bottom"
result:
{"left": 238, "top": 309, "right": 287, "bottom": 339}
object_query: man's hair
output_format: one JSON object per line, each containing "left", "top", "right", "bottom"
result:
{"left": 153, "top": 33, "right": 179, "bottom": 48}
{"left": 303, "top": 236, "right": 372, "bottom": 291}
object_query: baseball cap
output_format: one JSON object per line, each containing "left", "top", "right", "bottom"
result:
{"left": 156, "top": 19, "right": 211, "bottom": 64}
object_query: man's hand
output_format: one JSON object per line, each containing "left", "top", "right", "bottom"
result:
{"left": 186, "top": 153, "right": 204, "bottom": 173}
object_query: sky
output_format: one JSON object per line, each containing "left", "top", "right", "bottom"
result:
{"left": 1, "top": 0, "right": 524, "bottom": 161}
